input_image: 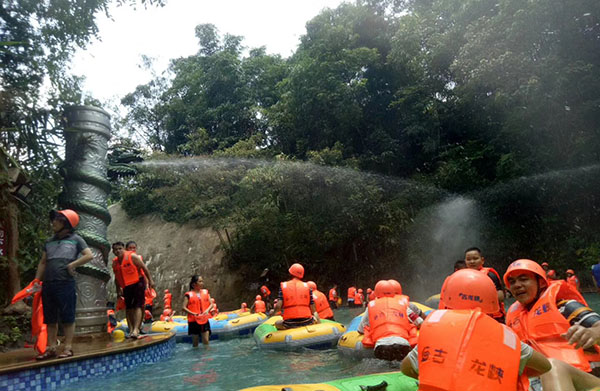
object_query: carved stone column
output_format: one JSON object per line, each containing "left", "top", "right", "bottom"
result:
{"left": 58, "top": 106, "right": 112, "bottom": 334}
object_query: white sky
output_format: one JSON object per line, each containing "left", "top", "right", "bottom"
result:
{"left": 72, "top": 0, "right": 347, "bottom": 104}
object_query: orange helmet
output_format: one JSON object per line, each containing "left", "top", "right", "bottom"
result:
{"left": 162, "top": 309, "right": 170, "bottom": 316}
{"left": 441, "top": 269, "right": 499, "bottom": 313}
{"left": 566, "top": 269, "right": 575, "bottom": 275}
{"left": 256, "top": 295, "right": 262, "bottom": 301}
{"left": 541, "top": 262, "right": 549, "bottom": 267}
{"left": 241, "top": 302, "right": 247, "bottom": 308}
{"left": 388, "top": 279, "right": 402, "bottom": 295}
{"left": 307, "top": 281, "right": 317, "bottom": 291}
{"left": 164, "top": 289, "right": 169, "bottom": 293}
{"left": 374, "top": 280, "right": 394, "bottom": 298}
{"left": 358, "top": 288, "right": 363, "bottom": 293}
{"left": 503, "top": 259, "right": 548, "bottom": 288}
{"left": 50, "top": 209, "right": 80, "bottom": 229}
{"left": 366, "top": 288, "right": 372, "bottom": 293}
{"left": 289, "top": 263, "right": 304, "bottom": 279}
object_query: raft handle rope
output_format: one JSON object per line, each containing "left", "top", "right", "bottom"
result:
{"left": 359, "top": 380, "right": 388, "bottom": 391}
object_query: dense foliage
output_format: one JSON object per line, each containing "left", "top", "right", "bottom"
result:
{"left": 0, "top": 0, "right": 164, "bottom": 304}
{"left": 121, "top": 0, "right": 600, "bottom": 289}
{"left": 3, "top": 0, "right": 600, "bottom": 297}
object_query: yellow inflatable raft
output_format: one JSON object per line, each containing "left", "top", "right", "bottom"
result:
{"left": 254, "top": 316, "right": 345, "bottom": 350}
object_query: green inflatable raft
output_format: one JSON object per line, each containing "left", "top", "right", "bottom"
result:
{"left": 239, "top": 371, "right": 418, "bottom": 391}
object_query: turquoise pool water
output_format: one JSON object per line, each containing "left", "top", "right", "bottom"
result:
{"left": 62, "top": 293, "right": 600, "bottom": 390}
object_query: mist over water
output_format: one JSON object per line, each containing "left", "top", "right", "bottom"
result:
{"left": 135, "top": 156, "right": 600, "bottom": 295}
{"left": 404, "top": 196, "right": 482, "bottom": 300}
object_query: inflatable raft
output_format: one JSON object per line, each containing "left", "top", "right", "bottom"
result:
{"left": 254, "top": 316, "right": 345, "bottom": 350}
{"left": 239, "top": 371, "right": 418, "bottom": 391}
{"left": 116, "top": 312, "right": 267, "bottom": 342}
{"left": 337, "top": 312, "right": 373, "bottom": 358}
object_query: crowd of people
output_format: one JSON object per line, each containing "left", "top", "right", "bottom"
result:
{"left": 22, "top": 208, "right": 600, "bottom": 390}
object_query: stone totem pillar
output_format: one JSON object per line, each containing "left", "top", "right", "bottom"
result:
{"left": 58, "top": 106, "right": 112, "bottom": 334}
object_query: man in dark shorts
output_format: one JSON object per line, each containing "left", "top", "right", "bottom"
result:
{"left": 112, "top": 242, "right": 154, "bottom": 338}
{"left": 34, "top": 209, "right": 93, "bottom": 359}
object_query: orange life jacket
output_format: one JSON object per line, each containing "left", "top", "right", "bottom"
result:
{"left": 186, "top": 289, "right": 211, "bottom": 324}
{"left": 145, "top": 287, "right": 156, "bottom": 306}
{"left": 348, "top": 287, "right": 356, "bottom": 301}
{"left": 113, "top": 251, "right": 142, "bottom": 287}
{"left": 254, "top": 299, "right": 266, "bottom": 313}
{"left": 313, "top": 290, "right": 334, "bottom": 319}
{"left": 418, "top": 309, "right": 522, "bottom": 391}
{"left": 365, "top": 295, "right": 417, "bottom": 347}
{"left": 164, "top": 292, "right": 172, "bottom": 309}
{"left": 567, "top": 275, "right": 580, "bottom": 290}
{"left": 328, "top": 288, "right": 337, "bottom": 301}
{"left": 506, "top": 280, "right": 599, "bottom": 372}
{"left": 354, "top": 292, "right": 363, "bottom": 305}
{"left": 12, "top": 279, "right": 47, "bottom": 354}
{"left": 281, "top": 279, "right": 312, "bottom": 320}
{"left": 107, "top": 309, "right": 116, "bottom": 333}
{"left": 480, "top": 266, "right": 506, "bottom": 320}
{"left": 260, "top": 285, "right": 271, "bottom": 297}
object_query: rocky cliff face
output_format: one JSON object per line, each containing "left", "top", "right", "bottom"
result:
{"left": 107, "top": 203, "right": 247, "bottom": 314}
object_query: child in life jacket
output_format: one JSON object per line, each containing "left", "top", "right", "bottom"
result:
{"left": 464, "top": 246, "right": 506, "bottom": 323}
{"left": 401, "top": 269, "right": 552, "bottom": 391}
{"left": 504, "top": 259, "right": 600, "bottom": 389}
{"left": 357, "top": 280, "right": 424, "bottom": 361}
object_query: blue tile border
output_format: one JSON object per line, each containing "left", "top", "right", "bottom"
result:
{"left": 0, "top": 336, "right": 175, "bottom": 391}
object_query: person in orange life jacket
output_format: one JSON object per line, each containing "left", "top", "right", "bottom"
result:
{"left": 354, "top": 288, "right": 364, "bottom": 307}
{"left": 465, "top": 246, "right": 506, "bottom": 323}
{"left": 126, "top": 241, "right": 155, "bottom": 331}
{"left": 183, "top": 275, "right": 214, "bottom": 347}
{"left": 260, "top": 285, "right": 271, "bottom": 304}
{"left": 160, "top": 309, "right": 174, "bottom": 322}
{"left": 504, "top": 259, "right": 600, "bottom": 390}
{"left": 209, "top": 298, "right": 218, "bottom": 316}
{"left": 566, "top": 269, "right": 581, "bottom": 291}
{"left": 251, "top": 295, "right": 267, "bottom": 313}
{"left": 328, "top": 284, "right": 338, "bottom": 309}
{"left": 541, "top": 261, "right": 550, "bottom": 272}
{"left": 112, "top": 242, "right": 154, "bottom": 339}
{"left": 400, "top": 269, "right": 551, "bottom": 391}
{"left": 164, "top": 289, "right": 173, "bottom": 310}
{"left": 347, "top": 286, "right": 356, "bottom": 307}
{"left": 357, "top": 280, "right": 424, "bottom": 361}
{"left": 240, "top": 302, "right": 249, "bottom": 312}
{"left": 366, "top": 287, "right": 375, "bottom": 302}
{"left": 33, "top": 209, "right": 93, "bottom": 360}
{"left": 307, "top": 281, "right": 335, "bottom": 320}
{"left": 274, "top": 263, "right": 318, "bottom": 330}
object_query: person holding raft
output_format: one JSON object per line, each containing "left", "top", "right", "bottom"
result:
{"left": 358, "top": 280, "right": 424, "bottom": 361}
{"left": 183, "top": 275, "right": 213, "bottom": 347}
{"left": 401, "top": 268, "right": 552, "bottom": 391}
{"left": 274, "top": 262, "right": 319, "bottom": 330}
{"left": 504, "top": 259, "right": 600, "bottom": 388}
